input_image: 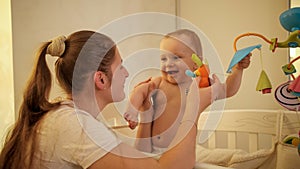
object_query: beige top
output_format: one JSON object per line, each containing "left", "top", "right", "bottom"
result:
{"left": 32, "top": 100, "right": 120, "bottom": 169}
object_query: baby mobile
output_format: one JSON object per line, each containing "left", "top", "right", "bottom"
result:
{"left": 226, "top": 7, "right": 300, "bottom": 156}
{"left": 184, "top": 7, "right": 300, "bottom": 154}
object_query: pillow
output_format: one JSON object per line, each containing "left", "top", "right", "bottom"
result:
{"left": 196, "top": 145, "right": 275, "bottom": 169}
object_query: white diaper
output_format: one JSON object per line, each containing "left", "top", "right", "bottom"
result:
{"left": 152, "top": 146, "right": 168, "bottom": 154}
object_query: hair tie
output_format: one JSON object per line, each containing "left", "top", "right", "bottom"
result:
{"left": 46, "top": 35, "right": 67, "bottom": 57}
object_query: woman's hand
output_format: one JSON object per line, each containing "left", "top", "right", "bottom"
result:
{"left": 210, "top": 74, "right": 226, "bottom": 101}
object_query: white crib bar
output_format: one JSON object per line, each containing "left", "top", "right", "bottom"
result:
{"left": 208, "top": 131, "right": 216, "bottom": 149}
{"left": 227, "top": 132, "right": 236, "bottom": 149}
{"left": 249, "top": 133, "right": 258, "bottom": 153}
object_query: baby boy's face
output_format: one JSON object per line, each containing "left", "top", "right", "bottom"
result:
{"left": 159, "top": 38, "right": 196, "bottom": 85}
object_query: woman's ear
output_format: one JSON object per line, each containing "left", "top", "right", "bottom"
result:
{"left": 94, "top": 71, "right": 108, "bottom": 90}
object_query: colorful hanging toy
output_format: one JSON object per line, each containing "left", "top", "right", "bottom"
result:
{"left": 185, "top": 54, "right": 210, "bottom": 88}
{"left": 226, "top": 44, "right": 272, "bottom": 94}
{"left": 226, "top": 7, "right": 300, "bottom": 156}
{"left": 226, "top": 7, "right": 300, "bottom": 100}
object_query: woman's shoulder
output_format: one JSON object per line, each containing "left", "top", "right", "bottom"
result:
{"left": 49, "top": 100, "right": 76, "bottom": 118}
{"left": 37, "top": 100, "right": 120, "bottom": 168}
{"left": 41, "top": 100, "right": 78, "bottom": 131}
{"left": 41, "top": 99, "right": 118, "bottom": 142}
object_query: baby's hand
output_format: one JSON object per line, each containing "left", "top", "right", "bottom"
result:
{"left": 236, "top": 53, "right": 252, "bottom": 70}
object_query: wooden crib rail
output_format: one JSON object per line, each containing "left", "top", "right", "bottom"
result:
{"left": 197, "top": 109, "right": 283, "bottom": 153}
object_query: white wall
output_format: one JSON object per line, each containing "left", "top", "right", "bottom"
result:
{"left": 0, "top": 0, "right": 14, "bottom": 148}
{"left": 11, "top": 0, "right": 176, "bottom": 115}
{"left": 179, "top": 0, "right": 289, "bottom": 109}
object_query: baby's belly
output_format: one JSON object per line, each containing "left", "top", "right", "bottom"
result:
{"left": 151, "top": 122, "right": 180, "bottom": 148}
{"left": 151, "top": 94, "right": 186, "bottom": 149}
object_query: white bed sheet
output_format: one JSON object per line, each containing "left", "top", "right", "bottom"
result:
{"left": 195, "top": 162, "right": 233, "bottom": 169}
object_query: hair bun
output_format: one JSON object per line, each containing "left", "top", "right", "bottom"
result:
{"left": 47, "top": 35, "right": 67, "bottom": 57}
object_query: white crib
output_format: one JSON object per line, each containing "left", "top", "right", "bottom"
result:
{"left": 195, "top": 109, "right": 300, "bottom": 169}
{"left": 104, "top": 108, "right": 300, "bottom": 169}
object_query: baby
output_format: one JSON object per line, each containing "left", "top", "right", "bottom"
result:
{"left": 124, "top": 29, "right": 251, "bottom": 153}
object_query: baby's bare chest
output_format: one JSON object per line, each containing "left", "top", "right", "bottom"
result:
{"left": 151, "top": 87, "right": 187, "bottom": 131}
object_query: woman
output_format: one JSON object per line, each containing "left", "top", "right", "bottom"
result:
{"left": 0, "top": 30, "right": 210, "bottom": 169}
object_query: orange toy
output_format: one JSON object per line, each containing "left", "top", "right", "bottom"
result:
{"left": 185, "top": 54, "right": 210, "bottom": 88}
{"left": 194, "top": 64, "right": 210, "bottom": 88}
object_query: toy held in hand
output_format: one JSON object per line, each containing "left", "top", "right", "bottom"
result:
{"left": 185, "top": 54, "right": 210, "bottom": 88}
{"left": 226, "top": 44, "right": 261, "bottom": 73}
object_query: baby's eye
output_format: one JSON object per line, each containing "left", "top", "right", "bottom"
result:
{"left": 173, "top": 55, "right": 180, "bottom": 60}
{"left": 160, "top": 57, "right": 167, "bottom": 62}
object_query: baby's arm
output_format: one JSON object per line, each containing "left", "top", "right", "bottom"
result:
{"left": 135, "top": 78, "right": 162, "bottom": 153}
{"left": 222, "top": 53, "right": 252, "bottom": 99}
{"left": 124, "top": 78, "right": 156, "bottom": 129}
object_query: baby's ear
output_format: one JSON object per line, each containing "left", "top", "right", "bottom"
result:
{"left": 198, "top": 54, "right": 204, "bottom": 61}
{"left": 193, "top": 63, "right": 199, "bottom": 70}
